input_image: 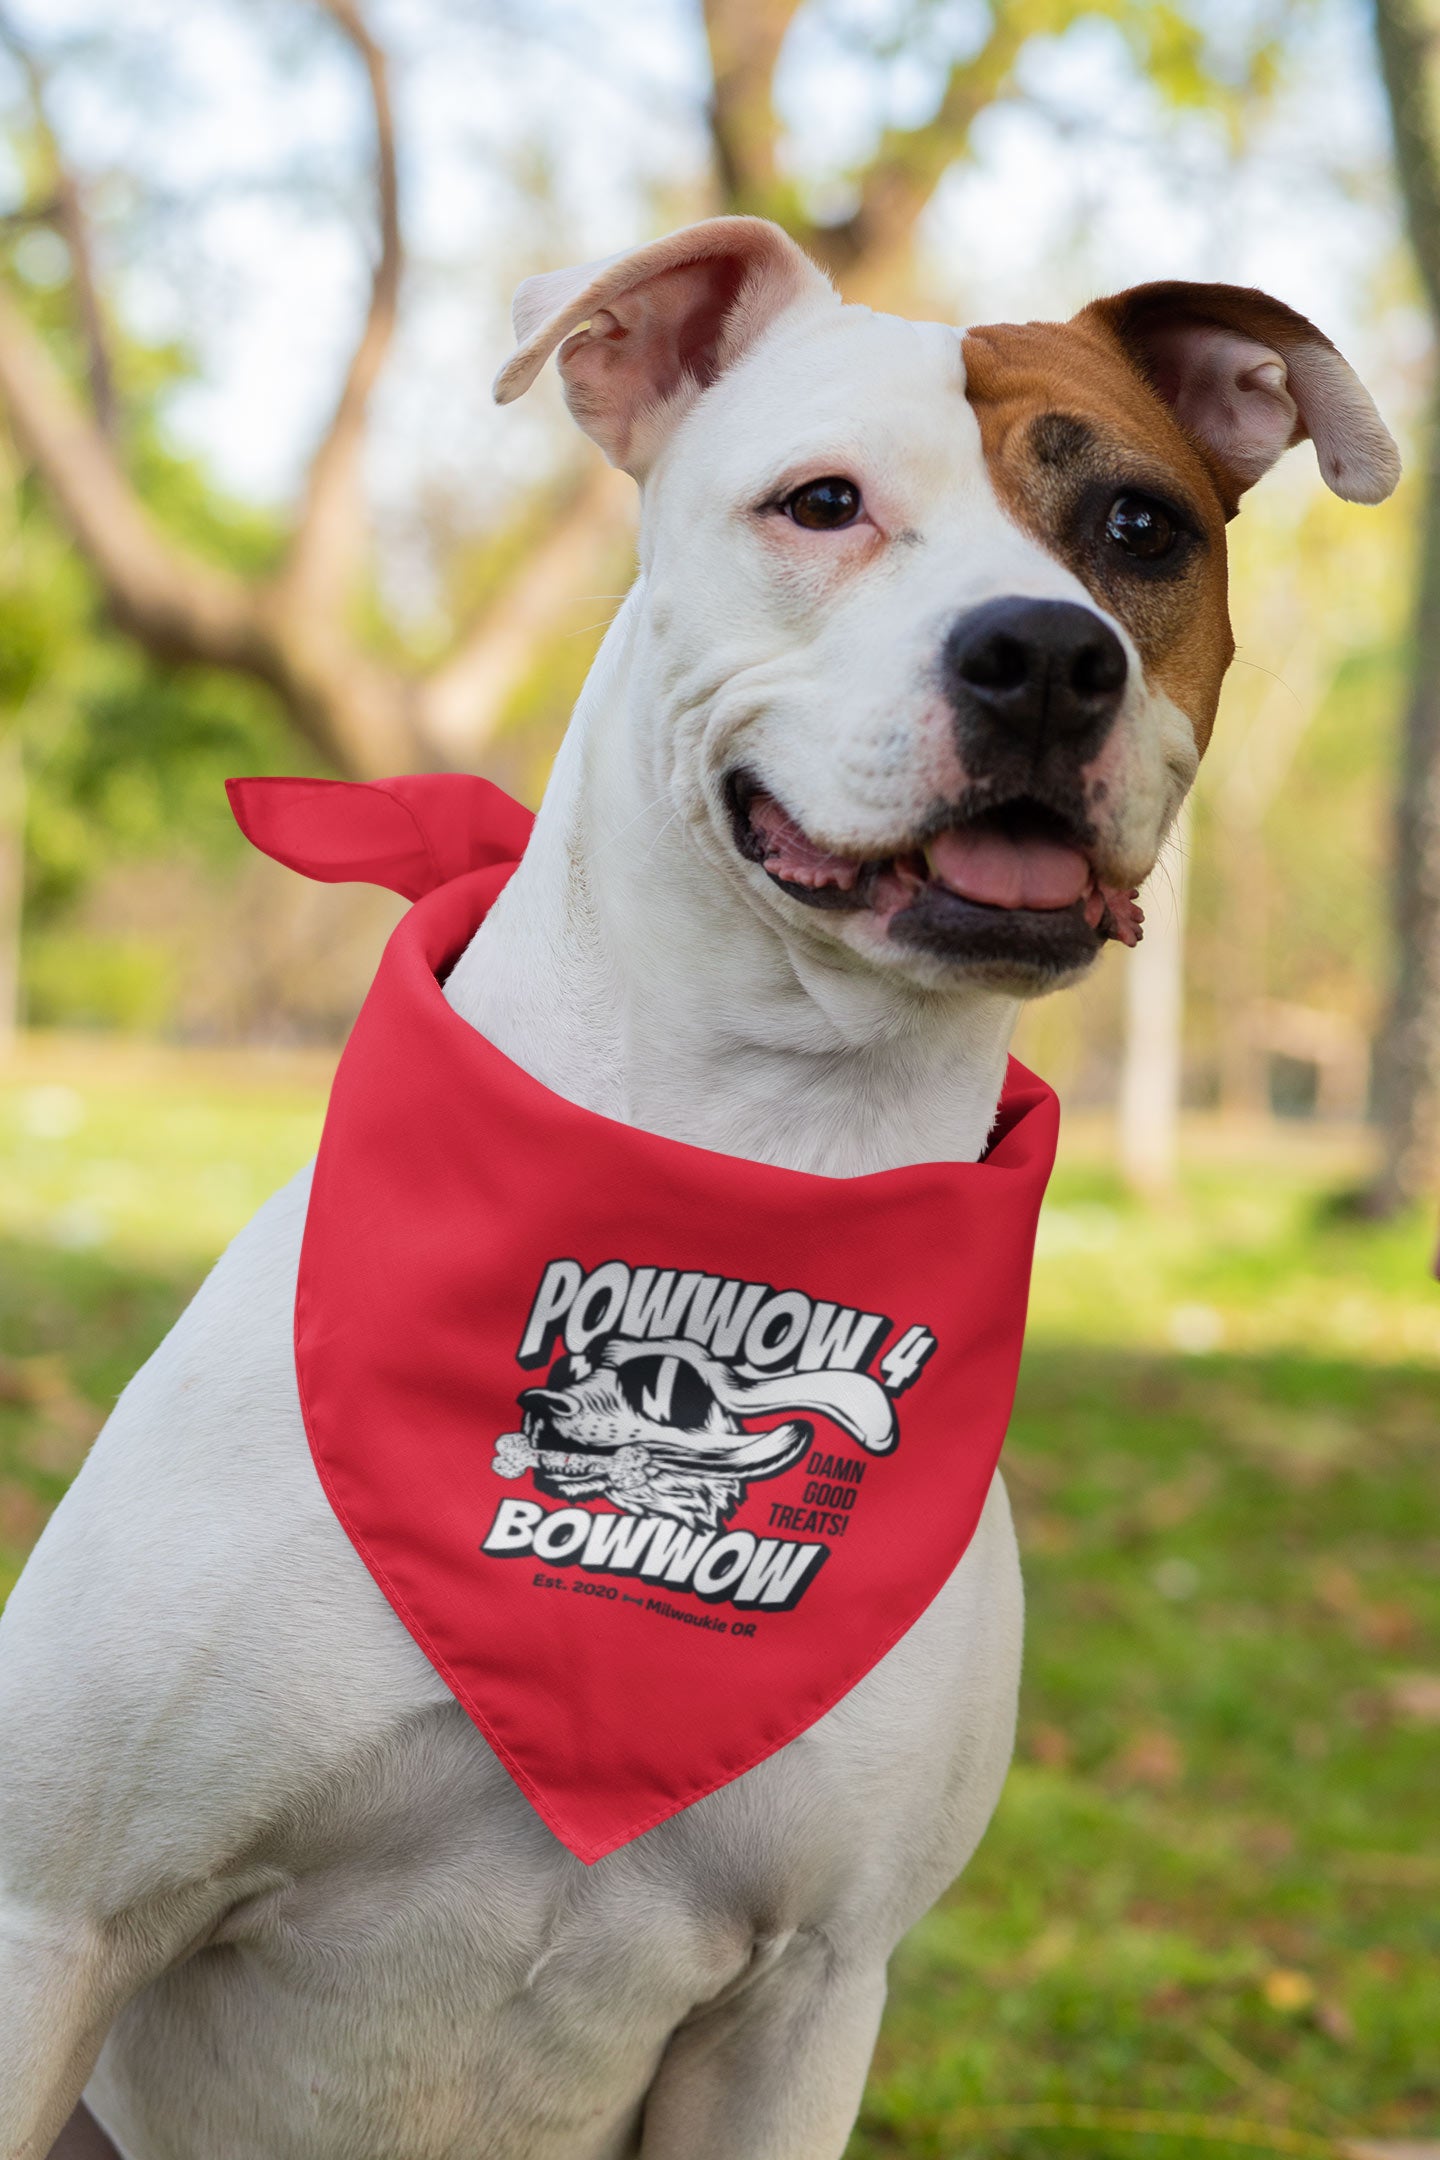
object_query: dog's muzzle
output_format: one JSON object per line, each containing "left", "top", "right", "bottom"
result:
{"left": 941, "top": 596, "right": 1127, "bottom": 774}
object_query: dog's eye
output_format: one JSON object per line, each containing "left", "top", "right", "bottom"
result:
{"left": 1105, "top": 492, "right": 1177, "bottom": 560}
{"left": 785, "top": 477, "right": 863, "bottom": 530}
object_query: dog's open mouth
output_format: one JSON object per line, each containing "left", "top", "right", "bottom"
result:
{"left": 728, "top": 774, "right": 1143, "bottom": 972}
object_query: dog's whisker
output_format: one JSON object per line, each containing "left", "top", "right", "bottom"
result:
{"left": 590, "top": 793, "right": 682, "bottom": 861}
{"left": 635, "top": 803, "right": 686, "bottom": 870}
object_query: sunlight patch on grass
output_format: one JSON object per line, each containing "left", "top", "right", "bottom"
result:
{"left": 1030, "top": 1120, "right": 1439, "bottom": 1368}
{"left": 0, "top": 1033, "right": 330, "bottom": 1268}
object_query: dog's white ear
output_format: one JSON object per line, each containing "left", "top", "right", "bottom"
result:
{"left": 1081, "top": 282, "right": 1400, "bottom": 508}
{"left": 493, "top": 216, "right": 835, "bottom": 476}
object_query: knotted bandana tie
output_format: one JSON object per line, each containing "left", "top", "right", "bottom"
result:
{"left": 229, "top": 773, "right": 1059, "bottom": 1863}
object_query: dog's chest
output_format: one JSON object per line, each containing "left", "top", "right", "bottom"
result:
{"left": 93, "top": 1699, "right": 886, "bottom": 2160}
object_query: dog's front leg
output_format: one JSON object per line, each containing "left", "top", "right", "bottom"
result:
{"left": 639, "top": 1937, "right": 887, "bottom": 2160}
{"left": 0, "top": 1902, "right": 162, "bottom": 2160}
{"left": 0, "top": 1923, "right": 104, "bottom": 2160}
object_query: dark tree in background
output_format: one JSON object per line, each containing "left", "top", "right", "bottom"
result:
{"left": 1372, "top": 0, "right": 1440, "bottom": 1209}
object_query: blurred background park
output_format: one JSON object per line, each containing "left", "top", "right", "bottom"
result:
{"left": 0, "top": 0, "right": 1436, "bottom": 2154}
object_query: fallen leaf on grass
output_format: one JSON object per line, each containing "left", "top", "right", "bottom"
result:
{"left": 1235, "top": 1407, "right": 1360, "bottom": 1487}
{"left": 1027, "top": 1722, "right": 1072, "bottom": 1769}
{"left": 1384, "top": 1672, "right": 1440, "bottom": 1725}
{"left": 0, "top": 1482, "right": 50, "bottom": 1548}
{"left": 1358, "top": 1603, "right": 1418, "bottom": 1651}
{"left": 1315, "top": 1999, "right": 1356, "bottom": 2046}
{"left": 998, "top": 1446, "right": 1058, "bottom": 1496}
{"left": 1015, "top": 1920, "right": 1078, "bottom": 1978}
{"left": 1137, "top": 1462, "right": 1217, "bottom": 1531}
{"left": 1338, "top": 1852, "right": 1440, "bottom": 1887}
{"left": 0, "top": 1354, "right": 102, "bottom": 1451}
{"left": 1343, "top": 2144, "right": 1440, "bottom": 2160}
{"left": 1262, "top": 1969, "right": 1316, "bottom": 2014}
{"left": 20, "top": 1421, "right": 97, "bottom": 1476}
{"left": 1313, "top": 1565, "right": 1417, "bottom": 1651}
{"left": 1017, "top": 1509, "right": 1076, "bottom": 1555}
{"left": 1244, "top": 1821, "right": 1297, "bottom": 1864}
{"left": 1344, "top": 1690, "right": 1387, "bottom": 1732}
{"left": 1111, "top": 1726, "right": 1184, "bottom": 1790}
{"left": 1145, "top": 1981, "right": 1192, "bottom": 2015}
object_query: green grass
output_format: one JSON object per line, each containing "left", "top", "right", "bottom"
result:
{"left": 0, "top": 1035, "right": 330, "bottom": 1584}
{"left": 1, "top": 1038, "right": 1436, "bottom": 2158}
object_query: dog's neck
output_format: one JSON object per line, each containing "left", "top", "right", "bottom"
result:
{"left": 445, "top": 599, "right": 1019, "bottom": 1177}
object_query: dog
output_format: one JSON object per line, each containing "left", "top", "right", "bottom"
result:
{"left": 497, "top": 1330, "right": 899, "bottom": 1531}
{"left": 0, "top": 215, "right": 1397, "bottom": 2160}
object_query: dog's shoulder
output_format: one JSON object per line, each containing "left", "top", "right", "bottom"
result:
{"left": 0, "top": 1167, "right": 451, "bottom": 1907}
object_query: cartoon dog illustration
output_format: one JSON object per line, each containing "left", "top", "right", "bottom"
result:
{"left": 494, "top": 1335, "right": 897, "bottom": 1529}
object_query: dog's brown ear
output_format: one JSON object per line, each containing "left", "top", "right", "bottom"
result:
{"left": 1079, "top": 282, "right": 1401, "bottom": 509}
{"left": 493, "top": 216, "right": 834, "bottom": 477}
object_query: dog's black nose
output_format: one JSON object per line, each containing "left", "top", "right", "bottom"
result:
{"left": 943, "top": 597, "right": 1127, "bottom": 757}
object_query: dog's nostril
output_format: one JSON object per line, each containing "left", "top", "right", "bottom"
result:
{"left": 958, "top": 631, "right": 1030, "bottom": 694}
{"left": 1070, "top": 634, "right": 1127, "bottom": 700}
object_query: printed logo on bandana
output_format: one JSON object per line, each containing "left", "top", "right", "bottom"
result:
{"left": 481, "top": 1259, "right": 936, "bottom": 1614}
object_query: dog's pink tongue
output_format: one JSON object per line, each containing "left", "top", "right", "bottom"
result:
{"left": 927, "top": 827, "right": 1091, "bottom": 911}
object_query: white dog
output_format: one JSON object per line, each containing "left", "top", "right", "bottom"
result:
{"left": 0, "top": 217, "right": 1397, "bottom": 2160}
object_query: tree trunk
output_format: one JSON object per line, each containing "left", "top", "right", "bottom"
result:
{"left": 1371, "top": 0, "right": 1440, "bottom": 1208}
{"left": 1214, "top": 801, "right": 1270, "bottom": 1117}
{"left": 1370, "top": 373, "right": 1440, "bottom": 1205}
{"left": 1118, "top": 801, "right": 1192, "bottom": 1196}
{"left": 0, "top": 726, "right": 23, "bottom": 1055}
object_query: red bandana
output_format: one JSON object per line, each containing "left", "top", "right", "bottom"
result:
{"left": 229, "top": 773, "right": 1059, "bottom": 1863}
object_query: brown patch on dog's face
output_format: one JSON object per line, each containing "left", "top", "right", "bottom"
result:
{"left": 962, "top": 315, "right": 1235, "bottom": 750}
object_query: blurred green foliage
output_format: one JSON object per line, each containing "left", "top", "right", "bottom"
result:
{"left": 0, "top": 336, "right": 308, "bottom": 1024}
{"left": 0, "top": 273, "right": 617, "bottom": 1033}
{"left": 0, "top": 193, "right": 323, "bottom": 1030}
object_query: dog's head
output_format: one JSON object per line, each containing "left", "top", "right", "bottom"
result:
{"left": 496, "top": 217, "right": 1397, "bottom": 997}
{"left": 495, "top": 1335, "right": 838, "bottom": 1529}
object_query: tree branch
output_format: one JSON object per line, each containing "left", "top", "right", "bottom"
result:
{"left": 0, "top": 277, "right": 421, "bottom": 773}
{"left": 805, "top": 12, "right": 1031, "bottom": 289}
{"left": 0, "top": 0, "right": 692, "bottom": 783}
{"left": 0, "top": 7, "right": 118, "bottom": 438}
{"left": 276, "top": 0, "right": 403, "bottom": 622}
{"left": 1374, "top": 0, "right": 1440, "bottom": 321}
{"left": 0, "top": 0, "right": 433, "bottom": 777}
{"left": 701, "top": 0, "right": 1036, "bottom": 298}
{"left": 0, "top": 280, "right": 254, "bottom": 665}
{"left": 420, "top": 465, "right": 631, "bottom": 760}
{"left": 702, "top": 0, "right": 805, "bottom": 217}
